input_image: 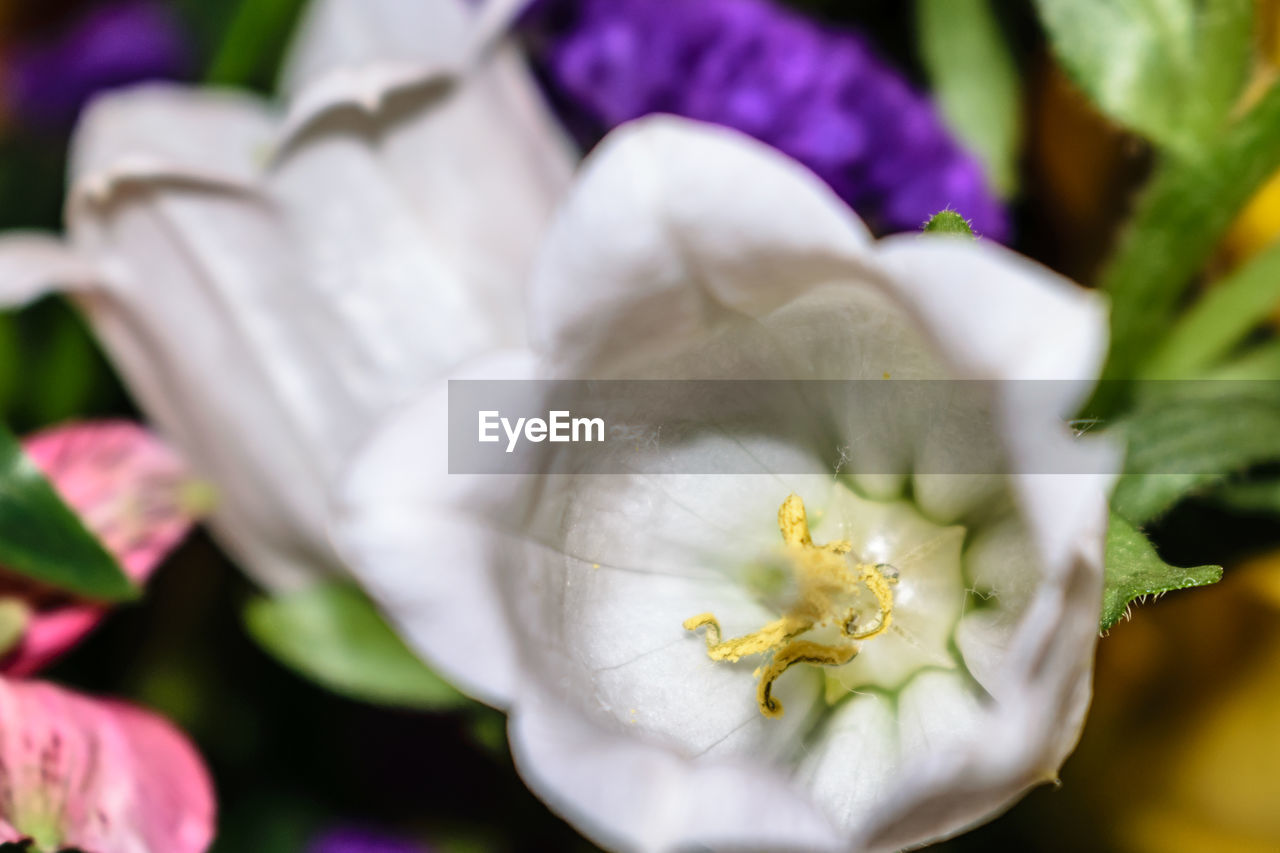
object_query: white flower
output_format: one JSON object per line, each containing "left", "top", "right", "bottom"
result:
{"left": 0, "top": 0, "right": 574, "bottom": 589}
{"left": 334, "top": 117, "right": 1118, "bottom": 851}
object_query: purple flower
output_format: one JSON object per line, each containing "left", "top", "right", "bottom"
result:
{"left": 307, "top": 827, "right": 432, "bottom": 853}
{"left": 5, "top": 0, "right": 189, "bottom": 130}
{"left": 523, "top": 0, "right": 1009, "bottom": 240}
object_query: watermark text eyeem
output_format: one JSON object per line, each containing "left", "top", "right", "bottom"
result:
{"left": 478, "top": 410, "right": 606, "bottom": 453}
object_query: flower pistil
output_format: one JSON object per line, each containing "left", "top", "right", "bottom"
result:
{"left": 683, "top": 493, "right": 898, "bottom": 718}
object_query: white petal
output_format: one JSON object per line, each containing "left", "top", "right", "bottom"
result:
{"left": 279, "top": 0, "right": 471, "bottom": 98}
{"left": 896, "top": 669, "right": 989, "bottom": 761}
{"left": 70, "top": 118, "right": 490, "bottom": 591}
{"left": 69, "top": 84, "right": 276, "bottom": 205}
{"left": 872, "top": 235, "right": 1118, "bottom": 575}
{"left": 798, "top": 693, "right": 901, "bottom": 833}
{"left": 801, "top": 670, "right": 1028, "bottom": 850}
{"left": 333, "top": 351, "right": 538, "bottom": 706}
{"left": 376, "top": 45, "right": 576, "bottom": 295}
{"left": 912, "top": 474, "right": 1008, "bottom": 526}
{"left": 507, "top": 471, "right": 836, "bottom": 756}
{"left": 0, "top": 234, "right": 102, "bottom": 306}
{"left": 276, "top": 0, "right": 576, "bottom": 176}
{"left": 954, "top": 516, "right": 1042, "bottom": 700}
{"left": 469, "top": 0, "right": 539, "bottom": 53}
{"left": 339, "top": 49, "right": 573, "bottom": 342}
{"left": 856, "top": 685, "right": 1084, "bottom": 853}
{"left": 63, "top": 89, "right": 363, "bottom": 590}
{"left": 511, "top": 686, "right": 844, "bottom": 853}
{"left": 266, "top": 134, "right": 517, "bottom": 369}
{"left": 963, "top": 516, "right": 1042, "bottom": 610}
{"left": 874, "top": 237, "right": 1109, "bottom": 389}
{"left": 60, "top": 49, "right": 570, "bottom": 594}
{"left": 530, "top": 117, "right": 874, "bottom": 373}
{"left": 71, "top": 184, "right": 343, "bottom": 589}
{"left": 856, "top": 555, "right": 1101, "bottom": 850}
{"left": 273, "top": 47, "right": 572, "bottom": 348}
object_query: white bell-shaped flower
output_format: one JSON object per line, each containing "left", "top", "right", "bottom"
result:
{"left": 335, "top": 117, "right": 1117, "bottom": 851}
{"left": 0, "top": 0, "right": 574, "bottom": 589}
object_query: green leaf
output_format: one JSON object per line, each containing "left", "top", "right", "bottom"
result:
{"left": 465, "top": 706, "right": 510, "bottom": 756}
{"left": 1096, "top": 82, "right": 1280, "bottom": 406}
{"left": 922, "top": 209, "right": 976, "bottom": 236}
{"left": 1103, "top": 513, "right": 1221, "bottom": 630}
{"left": 1142, "top": 241, "right": 1280, "bottom": 379}
{"left": 0, "top": 423, "right": 136, "bottom": 602}
{"left": 28, "top": 307, "right": 103, "bottom": 425}
{"left": 917, "top": 0, "right": 1022, "bottom": 197}
{"left": 0, "top": 316, "right": 19, "bottom": 422}
{"left": 1206, "top": 338, "right": 1280, "bottom": 380}
{"left": 205, "top": 0, "right": 308, "bottom": 88}
{"left": 1032, "top": 0, "right": 1252, "bottom": 153}
{"left": 245, "top": 581, "right": 468, "bottom": 710}
{"left": 1214, "top": 478, "right": 1280, "bottom": 514}
{"left": 1111, "top": 389, "right": 1280, "bottom": 523}
{"left": 1185, "top": 0, "right": 1255, "bottom": 137}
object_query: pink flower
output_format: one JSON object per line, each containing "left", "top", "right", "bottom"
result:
{"left": 0, "top": 422, "right": 214, "bottom": 851}
{"left": 0, "top": 678, "right": 214, "bottom": 853}
{"left": 0, "top": 421, "right": 201, "bottom": 676}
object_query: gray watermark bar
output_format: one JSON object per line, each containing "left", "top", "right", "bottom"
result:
{"left": 447, "top": 380, "right": 1278, "bottom": 475}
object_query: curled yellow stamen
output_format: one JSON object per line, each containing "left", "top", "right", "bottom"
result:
{"left": 683, "top": 494, "right": 897, "bottom": 718}
{"left": 682, "top": 613, "right": 807, "bottom": 662}
{"left": 848, "top": 563, "right": 895, "bottom": 640}
{"left": 756, "top": 639, "right": 859, "bottom": 718}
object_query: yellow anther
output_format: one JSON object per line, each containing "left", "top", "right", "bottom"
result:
{"left": 683, "top": 494, "right": 898, "bottom": 718}
{"left": 756, "top": 639, "right": 859, "bottom": 718}
{"left": 777, "top": 493, "right": 814, "bottom": 547}
{"left": 685, "top": 613, "right": 808, "bottom": 663}
{"left": 848, "top": 563, "right": 895, "bottom": 640}
{"left": 682, "top": 613, "right": 722, "bottom": 644}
